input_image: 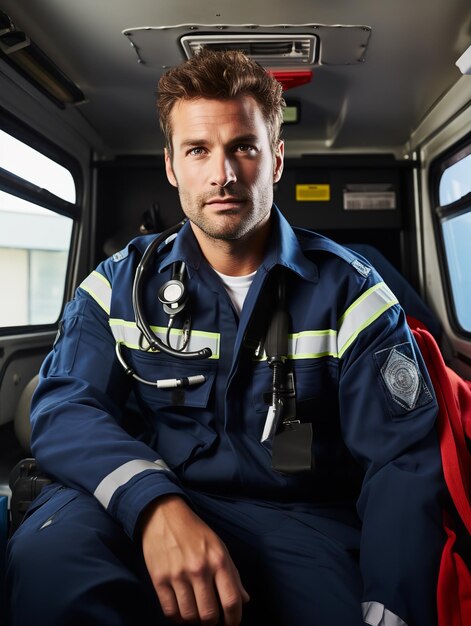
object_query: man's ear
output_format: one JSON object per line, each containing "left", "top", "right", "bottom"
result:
{"left": 273, "top": 140, "right": 284, "bottom": 183}
{"left": 164, "top": 148, "right": 178, "bottom": 188}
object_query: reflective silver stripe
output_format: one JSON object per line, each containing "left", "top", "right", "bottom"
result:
{"left": 362, "top": 602, "right": 408, "bottom": 626}
{"left": 289, "top": 330, "right": 337, "bottom": 359}
{"left": 94, "top": 459, "right": 171, "bottom": 509}
{"left": 109, "top": 318, "right": 220, "bottom": 359}
{"left": 255, "top": 330, "right": 338, "bottom": 361}
{"left": 79, "top": 271, "right": 112, "bottom": 315}
{"left": 337, "top": 282, "right": 398, "bottom": 358}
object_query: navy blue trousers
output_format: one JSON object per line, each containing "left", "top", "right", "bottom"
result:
{"left": 6, "top": 485, "right": 365, "bottom": 626}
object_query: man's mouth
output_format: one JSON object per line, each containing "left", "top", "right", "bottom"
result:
{"left": 205, "top": 197, "right": 246, "bottom": 211}
{"left": 206, "top": 197, "right": 244, "bottom": 205}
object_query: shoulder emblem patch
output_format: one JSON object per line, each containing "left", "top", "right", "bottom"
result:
{"left": 351, "top": 258, "right": 371, "bottom": 278}
{"left": 112, "top": 248, "right": 129, "bottom": 262}
{"left": 374, "top": 341, "right": 434, "bottom": 417}
{"left": 381, "top": 348, "right": 420, "bottom": 409}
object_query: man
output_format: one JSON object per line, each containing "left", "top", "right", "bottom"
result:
{"left": 7, "top": 50, "right": 445, "bottom": 626}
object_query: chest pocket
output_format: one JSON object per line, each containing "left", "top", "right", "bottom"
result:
{"left": 130, "top": 350, "right": 216, "bottom": 405}
{"left": 253, "top": 359, "right": 338, "bottom": 419}
{"left": 128, "top": 349, "right": 218, "bottom": 469}
{"left": 252, "top": 359, "right": 355, "bottom": 478}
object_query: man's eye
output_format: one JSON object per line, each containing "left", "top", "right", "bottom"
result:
{"left": 188, "top": 147, "right": 205, "bottom": 156}
{"left": 235, "top": 145, "right": 256, "bottom": 153}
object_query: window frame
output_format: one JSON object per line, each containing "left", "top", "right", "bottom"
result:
{"left": 430, "top": 131, "right": 471, "bottom": 339}
{"left": 0, "top": 106, "right": 82, "bottom": 335}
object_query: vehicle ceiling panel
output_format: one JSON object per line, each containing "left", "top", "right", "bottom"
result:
{"left": 0, "top": 0, "right": 469, "bottom": 156}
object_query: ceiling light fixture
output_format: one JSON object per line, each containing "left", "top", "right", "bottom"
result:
{"left": 0, "top": 10, "right": 85, "bottom": 108}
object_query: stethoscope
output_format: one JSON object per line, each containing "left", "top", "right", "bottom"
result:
{"left": 114, "top": 219, "right": 313, "bottom": 473}
{"left": 115, "top": 219, "right": 212, "bottom": 389}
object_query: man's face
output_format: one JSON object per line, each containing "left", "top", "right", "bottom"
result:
{"left": 164, "top": 95, "right": 284, "bottom": 242}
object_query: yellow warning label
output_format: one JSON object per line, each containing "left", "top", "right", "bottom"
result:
{"left": 296, "top": 184, "right": 331, "bottom": 202}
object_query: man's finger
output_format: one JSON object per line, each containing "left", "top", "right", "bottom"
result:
{"left": 172, "top": 580, "right": 200, "bottom": 623}
{"left": 192, "top": 576, "right": 221, "bottom": 626}
{"left": 214, "top": 568, "right": 249, "bottom": 626}
{"left": 155, "top": 583, "right": 183, "bottom": 623}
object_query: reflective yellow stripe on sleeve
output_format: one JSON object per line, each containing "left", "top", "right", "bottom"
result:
{"left": 337, "top": 282, "right": 398, "bottom": 358}
{"left": 79, "top": 271, "right": 112, "bottom": 315}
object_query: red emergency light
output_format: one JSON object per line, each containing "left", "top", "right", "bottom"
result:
{"left": 268, "top": 69, "right": 313, "bottom": 91}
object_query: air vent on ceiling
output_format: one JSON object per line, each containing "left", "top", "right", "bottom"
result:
{"left": 123, "top": 25, "right": 371, "bottom": 67}
{"left": 180, "top": 34, "right": 318, "bottom": 67}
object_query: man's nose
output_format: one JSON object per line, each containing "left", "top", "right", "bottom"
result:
{"left": 210, "top": 153, "right": 237, "bottom": 188}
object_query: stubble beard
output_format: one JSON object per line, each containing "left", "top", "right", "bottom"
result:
{"left": 178, "top": 186, "right": 273, "bottom": 242}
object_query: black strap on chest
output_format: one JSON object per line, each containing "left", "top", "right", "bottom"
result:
{"left": 264, "top": 270, "right": 314, "bottom": 475}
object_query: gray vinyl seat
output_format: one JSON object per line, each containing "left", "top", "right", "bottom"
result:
{"left": 13, "top": 374, "right": 37, "bottom": 455}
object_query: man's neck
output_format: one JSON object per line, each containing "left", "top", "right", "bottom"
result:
{"left": 190, "top": 220, "right": 270, "bottom": 276}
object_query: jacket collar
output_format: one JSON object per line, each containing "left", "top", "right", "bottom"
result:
{"left": 158, "top": 205, "right": 319, "bottom": 284}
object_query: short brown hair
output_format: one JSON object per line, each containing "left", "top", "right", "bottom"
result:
{"left": 157, "top": 49, "right": 285, "bottom": 153}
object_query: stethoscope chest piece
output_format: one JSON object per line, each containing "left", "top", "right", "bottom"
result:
{"left": 158, "top": 260, "right": 188, "bottom": 317}
{"left": 158, "top": 278, "right": 188, "bottom": 316}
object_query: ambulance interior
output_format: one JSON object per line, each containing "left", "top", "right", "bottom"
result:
{"left": 0, "top": 0, "right": 470, "bottom": 596}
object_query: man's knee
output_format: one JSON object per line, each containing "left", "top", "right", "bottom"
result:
{"left": 5, "top": 486, "right": 160, "bottom": 625}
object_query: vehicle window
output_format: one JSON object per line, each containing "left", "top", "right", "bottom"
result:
{"left": 439, "top": 152, "right": 471, "bottom": 206}
{"left": 436, "top": 149, "right": 471, "bottom": 333}
{"left": 0, "top": 129, "right": 76, "bottom": 203}
{"left": 0, "top": 126, "right": 76, "bottom": 329}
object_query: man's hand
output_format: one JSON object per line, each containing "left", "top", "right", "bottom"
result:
{"left": 141, "top": 494, "right": 250, "bottom": 626}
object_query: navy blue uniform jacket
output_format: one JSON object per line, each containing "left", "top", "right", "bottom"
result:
{"left": 31, "top": 206, "right": 445, "bottom": 624}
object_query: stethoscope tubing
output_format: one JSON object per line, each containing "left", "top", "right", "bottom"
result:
{"left": 115, "top": 342, "right": 206, "bottom": 388}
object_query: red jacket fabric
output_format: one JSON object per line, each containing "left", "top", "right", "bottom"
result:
{"left": 408, "top": 317, "right": 471, "bottom": 625}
